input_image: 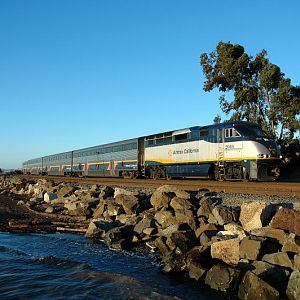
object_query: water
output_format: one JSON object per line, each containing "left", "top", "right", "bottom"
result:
{"left": 0, "top": 232, "right": 227, "bottom": 299}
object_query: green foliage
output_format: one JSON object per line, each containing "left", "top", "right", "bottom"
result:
{"left": 213, "top": 114, "right": 221, "bottom": 124}
{"left": 200, "top": 42, "right": 300, "bottom": 146}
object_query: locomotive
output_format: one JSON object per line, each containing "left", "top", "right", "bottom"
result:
{"left": 22, "top": 121, "right": 282, "bottom": 181}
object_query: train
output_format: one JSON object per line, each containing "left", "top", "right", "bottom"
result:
{"left": 22, "top": 121, "right": 282, "bottom": 181}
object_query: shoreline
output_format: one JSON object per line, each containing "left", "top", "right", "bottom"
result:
{"left": 1, "top": 175, "right": 300, "bottom": 300}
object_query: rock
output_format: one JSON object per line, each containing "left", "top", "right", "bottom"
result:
{"left": 56, "top": 184, "right": 76, "bottom": 198}
{"left": 115, "top": 194, "right": 139, "bottom": 215}
{"left": 187, "top": 261, "right": 207, "bottom": 281}
{"left": 250, "top": 227, "right": 287, "bottom": 245}
{"left": 186, "top": 245, "right": 213, "bottom": 269}
{"left": 107, "top": 204, "right": 124, "bottom": 216}
{"left": 154, "top": 210, "right": 176, "bottom": 228}
{"left": 286, "top": 270, "right": 300, "bottom": 300}
{"left": 170, "top": 197, "right": 194, "bottom": 211}
{"left": 44, "top": 192, "right": 57, "bottom": 203}
{"left": 224, "top": 223, "right": 246, "bottom": 240}
{"left": 211, "top": 205, "right": 237, "bottom": 226}
{"left": 114, "top": 187, "right": 138, "bottom": 198}
{"left": 282, "top": 234, "right": 300, "bottom": 254}
{"left": 294, "top": 254, "right": 300, "bottom": 270}
{"left": 197, "top": 196, "right": 222, "bottom": 217}
{"left": 150, "top": 185, "right": 190, "bottom": 210}
{"left": 251, "top": 261, "right": 290, "bottom": 294}
{"left": 174, "top": 208, "right": 197, "bottom": 230}
{"left": 115, "top": 214, "right": 140, "bottom": 226}
{"left": 238, "top": 271, "right": 279, "bottom": 300}
{"left": 85, "top": 219, "right": 115, "bottom": 239}
{"left": 45, "top": 206, "right": 54, "bottom": 214}
{"left": 17, "top": 200, "right": 25, "bottom": 206}
{"left": 150, "top": 192, "right": 174, "bottom": 210}
{"left": 158, "top": 224, "right": 181, "bottom": 237}
{"left": 134, "top": 216, "right": 155, "bottom": 235}
{"left": 270, "top": 208, "right": 300, "bottom": 236}
{"left": 92, "top": 202, "right": 106, "bottom": 219}
{"left": 155, "top": 236, "right": 170, "bottom": 255}
{"left": 211, "top": 238, "right": 240, "bottom": 265}
{"left": 161, "top": 252, "right": 187, "bottom": 273}
{"left": 195, "top": 224, "right": 218, "bottom": 239}
{"left": 239, "top": 202, "right": 273, "bottom": 232}
{"left": 215, "top": 230, "right": 240, "bottom": 240}
{"left": 103, "top": 225, "right": 134, "bottom": 250}
{"left": 99, "top": 185, "right": 114, "bottom": 198}
{"left": 142, "top": 227, "right": 156, "bottom": 236}
{"left": 239, "top": 237, "right": 262, "bottom": 261}
{"left": 205, "top": 264, "right": 240, "bottom": 292}
{"left": 64, "top": 201, "right": 78, "bottom": 211}
{"left": 168, "top": 230, "right": 197, "bottom": 254}
{"left": 262, "top": 252, "right": 293, "bottom": 269}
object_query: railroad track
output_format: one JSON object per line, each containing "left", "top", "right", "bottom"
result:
{"left": 20, "top": 175, "right": 300, "bottom": 197}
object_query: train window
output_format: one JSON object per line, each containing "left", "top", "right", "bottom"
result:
{"left": 174, "top": 133, "right": 188, "bottom": 141}
{"left": 225, "top": 128, "right": 241, "bottom": 138}
{"left": 164, "top": 137, "right": 172, "bottom": 143}
{"left": 200, "top": 130, "right": 209, "bottom": 137}
{"left": 156, "top": 138, "right": 164, "bottom": 145}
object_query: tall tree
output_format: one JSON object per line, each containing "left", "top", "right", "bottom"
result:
{"left": 200, "top": 42, "right": 300, "bottom": 145}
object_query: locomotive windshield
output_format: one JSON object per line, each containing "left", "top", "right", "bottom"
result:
{"left": 235, "top": 125, "right": 270, "bottom": 139}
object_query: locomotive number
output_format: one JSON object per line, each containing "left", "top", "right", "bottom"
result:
{"left": 225, "top": 144, "right": 234, "bottom": 150}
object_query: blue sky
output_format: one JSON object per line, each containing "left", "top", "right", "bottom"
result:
{"left": 0, "top": 0, "right": 299, "bottom": 169}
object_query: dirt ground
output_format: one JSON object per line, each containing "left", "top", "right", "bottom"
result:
{"left": 0, "top": 193, "right": 87, "bottom": 233}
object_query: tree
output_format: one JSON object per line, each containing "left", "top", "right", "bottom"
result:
{"left": 200, "top": 42, "right": 300, "bottom": 146}
{"left": 213, "top": 114, "right": 221, "bottom": 124}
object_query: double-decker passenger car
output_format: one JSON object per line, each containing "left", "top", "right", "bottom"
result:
{"left": 23, "top": 121, "right": 282, "bottom": 181}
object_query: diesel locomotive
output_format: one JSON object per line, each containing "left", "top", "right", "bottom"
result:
{"left": 23, "top": 121, "right": 282, "bottom": 181}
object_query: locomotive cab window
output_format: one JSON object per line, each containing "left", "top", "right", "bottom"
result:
{"left": 173, "top": 133, "right": 188, "bottom": 141}
{"left": 225, "top": 128, "right": 241, "bottom": 138}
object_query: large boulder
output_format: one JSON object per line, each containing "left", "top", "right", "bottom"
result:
{"left": 151, "top": 192, "right": 174, "bottom": 210}
{"left": 85, "top": 219, "right": 115, "bottom": 239}
{"left": 238, "top": 271, "right": 279, "bottom": 300}
{"left": 150, "top": 185, "right": 189, "bottom": 210}
{"left": 197, "top": 196, "right": 222, "bottom": 218}
{"left": 262, "top": 252, "right": 293, "bottom": 269}
{"left": 195, "top": 223, "right": 218, "bottom": 239}
{"left": 170, "top": 197, "right": 194, "bottom": 211}
{"left": 133, "top": 215, "right": 156, "bottom": 235}
{"left": 270, "top": 208, "right": 300, "bottom": 236}
{"left": 115, "top": 194, "right": 139, "bottom": 215}
{"left": 239, "top": 237, "right": 262, "bottom": 261}
{"left": 56, "top": 183, "right": 76, "bottom": 198}
{"left": 282, "top": 233, "right": 300, "bottom": 254}
{"left": 205, "top": 264, "right": 240, "bottom": 292}
{"left": 224, "top": 223, "right": 246, "bottom": 241}
{"left": 211, "top": 205, "right": 238, "bottom": 226}
{"left": 250, "top": 227, "right": 287, "bottom": 245}
{"left": 251, "top": 261, "right": 290, "bottom": 294}
{"left": 174, "top": 208, "right": 197, "bottom": 230}
{"left": 167, "top": 230, "right": 197, "bottom": 254}
{"left": 154, "top": 210, "right": 177, "bottom": 228}
{"left": 114, "top": 187, "right": 138, "bottom": 198}
{"left": 239, "top": 202, "right": 273, "bottom": 232}
{"left": 103, "top": 225, "right": 134, "bottom": 250}
{"left": 286, "top": 270, "right": 300, "bottom": 300}
{"left": 211, "top": 238, "right": 240, "bottom": 265}
{"left": 187, "top": 261, "right": 207, "bottom": 281}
